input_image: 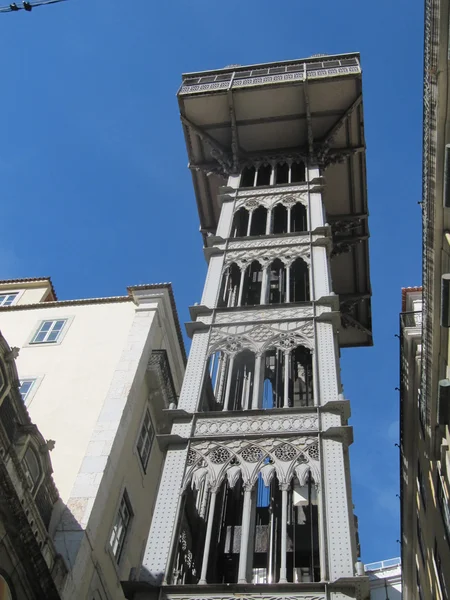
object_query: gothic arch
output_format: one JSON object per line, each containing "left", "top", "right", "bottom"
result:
{"left": 183, "top": 439, "right": 321, "bottom": 493}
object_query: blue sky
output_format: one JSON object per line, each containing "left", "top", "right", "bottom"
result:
{"left": 0, "top": 0, "right": 423, "bottom": 563}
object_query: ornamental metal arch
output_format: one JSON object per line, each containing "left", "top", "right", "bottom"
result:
{"left": 182, "top": 438, "right": 320, "bottom": 493}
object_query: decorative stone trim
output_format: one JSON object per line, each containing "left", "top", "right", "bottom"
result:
{"left": 208, "top": 320, "right": 314, "bottom": 356}
{"left": 235, "top": 191, "right": 308, "bottom": 211}
{"left": 213, "top": 306, "right": 314, "bottom": 325}
{"left": 194, "top": 413, "right": 318, "bottom": 438}
{"left": 183, "top": 436, "right": 320, "bottom": 490}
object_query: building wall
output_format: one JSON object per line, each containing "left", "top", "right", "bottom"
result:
{"left": 0, "top": 283, "right": 186, "bottom": 600}
{"left": 0, "top": 300, "right": 138, "bottom": 502}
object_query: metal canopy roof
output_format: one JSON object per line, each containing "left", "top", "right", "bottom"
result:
{"left": 178, "top": 53, "right": 372, "bottom": 347}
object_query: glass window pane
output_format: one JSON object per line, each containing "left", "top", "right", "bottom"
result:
{"left": 19, "top": 380, "right": 34, "bottom": 401}
{"left": 39, "top": 321, "right": 52, "bottom": 333}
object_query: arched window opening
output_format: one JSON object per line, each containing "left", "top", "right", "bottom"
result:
{"left": 268, "top": 259, "right": 286, "bottom": 304}
{"left": 210, "top": 478, "right": 244, "bottom": 583}
{"left": 250, "top": 206, "right": 267, "bottom": 236}
{"left": 291, "top": 161, "right": 306, "bottom": 183}
{"left": 263, "top": 350, "right": 284, "bottom": 409}
{"left": 242, "top": 261, "right": 263, "bottom": 306}
{"left": 252, "top": 476, "right": 281, "bottom": 583}
{"left": 289, "top": 346, "right": 314, "bottom": 407}
{"left": 231, "top": 207, "right": 249, "bottom": 238}
{"left": 291, "top": 202, "right": 307, "bottom": 233}
{"left": 287, "top": 473, "right": 320, "bottom": 582}
{"left": 226, "top": 350, "right": 255, "bottom": 411}
{"left": 276, "top": 162, "right": 289, "bottom": 184}
{"left": 201, "top": 351, "right": 227, "bottom": 411}
{"left": 257, "top": 164, "right": 271, "bottom": 186}
{"left": 218, "top": 263, "right": 241, "bottom": 308}
{"left": 172, "top": 484, "right": 205, "bottom": 584}
{"left": 289, "top": 258, "right": 310, "bottom": 302}
{"left": 272, "top": 204, "right": 288, "bottom": 234}
{"left": 241, "top": 166, "right": 256, "bottom": 187}
{"left": 23, "top": 446, "right": 40, "bottom": 492}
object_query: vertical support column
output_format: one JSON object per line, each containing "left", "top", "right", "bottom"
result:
{"left": 246, "top": 210, "right": 254, "bottom": 237}
{"left": 266, "top": 208, "right": 272, "bottom": 235}
{"left": 279, "top": 483, "right": 290, "bottom": 583}
{"left": 317, "top": 484, "right": 327, "bottom": 581}
{"left": 214, "top": 353, "right": 224, "bottom": 396}
{"left": 199, "top": 482, "right": 209, "bottom": 520}
{"left": 286, "top": 264, "right": 291, "bottom": 303}
{"left": 269, "top": 162, "right": 276, "bottom": 185}
{"left": 199, "top": 487, "right": 218, "bottom": 584}
{"left": 238, "top": 483, "right": 254, "bottom": 583}
{"left": 223, "top": 355, "right": 235, "bottom": 411}
{"left": 287, "top": 206, "right": 292, "bottom": 233}
{"left": 260, "top": 265, "right": 269, "bottom": 305}
{"left": 283, "top": 350, "right": 291, "bottom": 408}
{"left": 252, "top": 352, "right": 263, "bottom": 409}
{"left": 237, "top": 267, "right": 246, "bottom": 307}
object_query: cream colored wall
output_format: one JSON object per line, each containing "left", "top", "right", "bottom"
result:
{"left": 0, "top": 282, "right": 51, "bottom": 305}
{"left": 81, "top": 369, "right": 166, "bottom": 599}
{"left": 0, "top": 301, "right": 137, "bottom": 502}
{"left": 61, "top": 295, "right": 182, "bottom": 600}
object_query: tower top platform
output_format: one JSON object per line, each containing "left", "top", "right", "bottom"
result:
{"left": 178, "top": 52, "right": 372, "bottom": 347}
{"left": 178, "top": 53, "right": 365, "bottom": 226}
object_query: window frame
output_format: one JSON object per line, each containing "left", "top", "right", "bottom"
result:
{"left": 109, "top": 490, "right": 133, "bottom": 564}
{"left": 136, "top": 407, "right": 154, "bottom": 473}
{"left": 26, "top": 316, "right": 73, "bottom": 347}
{"left": 19, "top": 379, "right": 36, "bottom": 403}
{"left": 0, "top": 292, "right": 19, "bottom": 307}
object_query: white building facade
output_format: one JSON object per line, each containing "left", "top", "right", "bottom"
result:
{"left": 0, "top": 278, "right": 186, "bottom": 600}
{"left": 127, "top": 55, "right": 373, "bottom": 600}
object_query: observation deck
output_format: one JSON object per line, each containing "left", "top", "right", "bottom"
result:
{"left": 178, "top": 52, "right": 371, "bottom": 347}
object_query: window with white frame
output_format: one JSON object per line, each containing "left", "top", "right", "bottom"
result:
{"left": 31, "top": 319, "right": 67, "bottom": 344}
{"left": 137, "top": 409, "right": 154, "bottom": 471}
{"left": 0, "top": 293, "right": 18, "bottom": 307}
{"left": 110, "top": 491, "right": 132, "bottom": 562}
{"left": 19, "top": 379, "right": 35, "bottom": 402}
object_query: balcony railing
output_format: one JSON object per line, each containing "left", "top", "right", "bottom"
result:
{"left": 180, "top": 57, "right": 361, "bottom": 95}
{"left": 148, "top": 350, "right": 177, "bottom": 408}
{"left": 401, "top": 311, "right": 422, "bottom": 328}
{"left": 364, "top": 557, "right": 401, "bottom": 572}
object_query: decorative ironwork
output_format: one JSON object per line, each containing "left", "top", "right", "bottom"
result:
{"left": 274, "top": 443, "right": 297, "bottom": 462}
{"left": 297, "top": 453, "right": 308, "bottom": 465}
{"left": 209, "top": 447, "right": 231, "bottom": 464}
{"left": 148, "top": 350, "right": 177, "bottom": 408}
{"left": 241, "top": 445, "right": 264, "bottom": 463}
{"left": 187, "top": 450, "right": 198, "bottom": 466}
{"left": 306, "top": 442, "right": 319, "bottom": 460}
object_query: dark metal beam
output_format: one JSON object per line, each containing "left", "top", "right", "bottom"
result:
{"left": 303, "top": 73, "right": 314, "bottom": 158}
{"left": 318, "top": 94, "right": 362, "bottom": 159}
{"left": 180, "top": 115, "right": 233, "bottom": 173}
{"left": 201, "top": 109, "right": 344, "bottom": 131}
{"left": 227, "top": 85, "right": 241, "bottom": 173}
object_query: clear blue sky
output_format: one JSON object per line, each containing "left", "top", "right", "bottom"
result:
{"left": 0, "top": 0, "right": 423, "bottom": 564}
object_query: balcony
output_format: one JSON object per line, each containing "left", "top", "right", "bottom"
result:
{"left": 147, "top": 350, "right": 177, "bottom": 409}
{"left": 401, "top": 311, "right": 422, "bottom": 329}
